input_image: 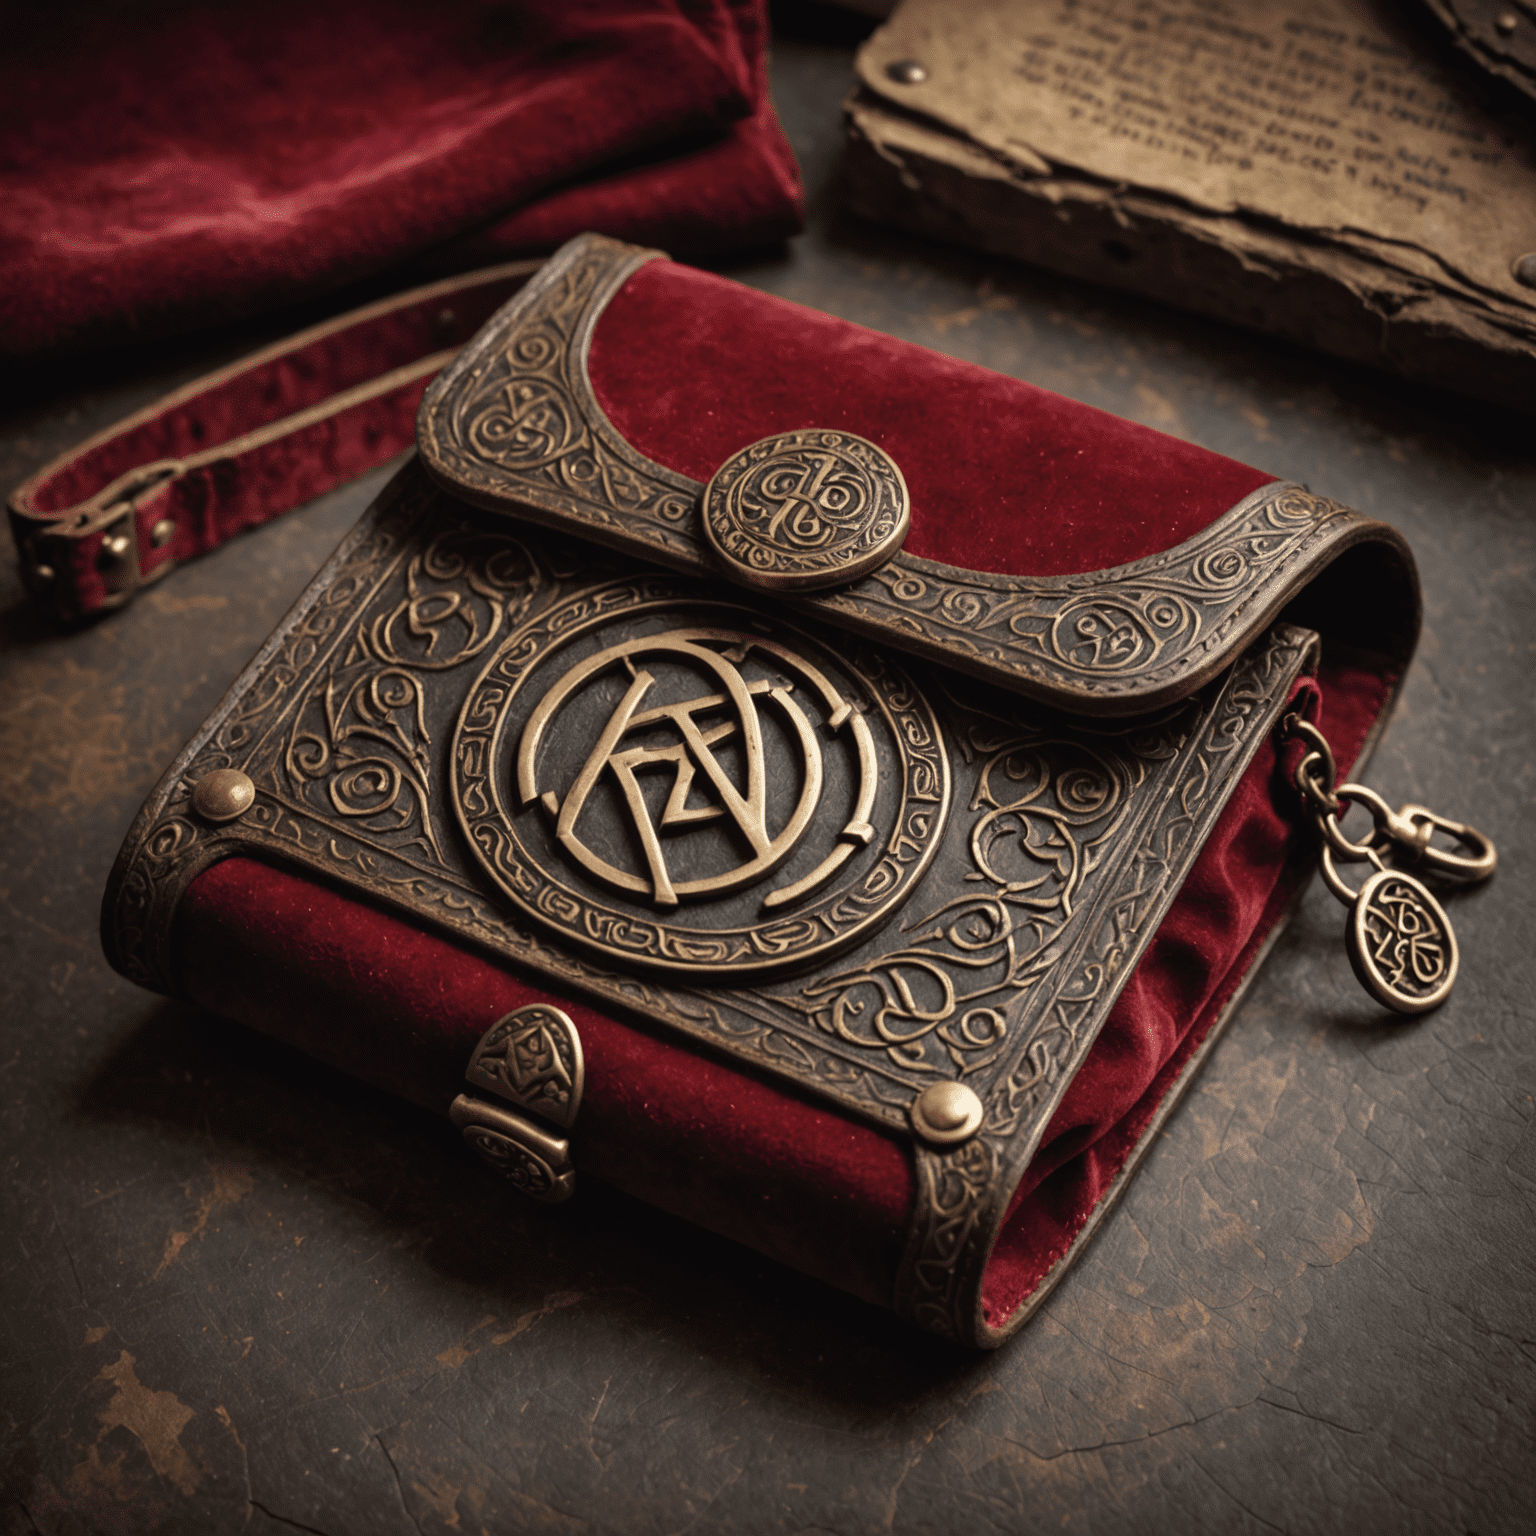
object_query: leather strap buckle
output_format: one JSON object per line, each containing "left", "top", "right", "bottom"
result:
{"left": 18, "top": 460, "right": 182, "bottom": 617}
{"left": 9, "top": 260, "right": 541, "bottom": 623}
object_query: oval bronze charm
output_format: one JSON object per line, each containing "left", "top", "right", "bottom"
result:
{"left": 452, "top": 576, "right": 949, "bottom": 979}
{"left": 1346, "top": 868, "right": 1458, "bottom": 1014}
{"left": 701, "top": 429, "right": 910, "bottom": 592}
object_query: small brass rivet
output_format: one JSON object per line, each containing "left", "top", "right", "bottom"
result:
{"left": 33, "top": 564, "right": 55, "bottom": 583}
{"left": 1496, "top": 10, "right": 1517, "bottom": 33}
{"left": 151, "top": 518, "right": 176, "bottom": 548}
{"left": 1512, "top": 253, "right": 1536, "bottom": 289}
{"left": 101, "top": 533, "right": 132, "bottom": 561}
{"left": 191, "top": 768, "right": 256, "bottom": 823}
{"left": 911, "top": 1081, "right": 983, "bottom": 1146}
{"left": 887, "top": 59, "right": 928, "bottom": 85}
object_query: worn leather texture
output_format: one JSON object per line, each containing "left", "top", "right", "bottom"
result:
{"left": 92, "top": 247, "right": 1416, "bottom": 1342}
{"left": 0, "top": 0, "right": 801, "bottom": 359}
{"left": 161, "top": 655, "right": 1388, "bottom": 1326}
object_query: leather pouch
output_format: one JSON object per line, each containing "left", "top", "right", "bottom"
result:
{"left": 76, "top": 235, "right": 1421, "bottom": 1346}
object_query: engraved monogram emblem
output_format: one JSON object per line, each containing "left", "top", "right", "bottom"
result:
{"left": 516, "top": 629, "right": 879, "bottom": 911}
{"left": 451, "top": 579, "right": 950, "bottom": 978}
{"left": 701, "top": 430, "right": 910, "bottom": 593}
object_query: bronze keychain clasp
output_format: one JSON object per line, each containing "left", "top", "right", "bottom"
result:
{"left": 1282, "top": 715, "right": 1497, "bottom": 1014}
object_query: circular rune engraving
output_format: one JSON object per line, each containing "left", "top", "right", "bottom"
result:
{"left": 1346, "top": 868, "right": 1458, "bottom": 1014}
{"left": 701, "top": 430, "right": 910, "bottom": 593}
{"left": 451, "top": 579, "right": 949, "bottom": 979}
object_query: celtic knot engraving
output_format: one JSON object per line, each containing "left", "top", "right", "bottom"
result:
{"left": 419, "top": 233, "right": 1392, "bottom": 715}
{"left": 466, "top": 1004, "right": 584, "bottom": 1128}
{"left": 702, "top": 430, "right": 909, "bottom": 591}
{"left": 421, "top": 238, "right": 700, "bottom": 562}
{"left": 1347, "top": 869, "right": 1457, "bottom": 1011}
{"left": 901, "top": 1137, "right": 997, "bottom": 1342}
{"left": 841, "top": 485, "right": 1337, "bottom": 701}
{"left": 782, "top": 720, "right": 1153, "bottom": 1077}
{"left": 279, "top": 524, "right": 540, "bottom": 868}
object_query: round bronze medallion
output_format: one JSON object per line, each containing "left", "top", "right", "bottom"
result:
{"left": 701, "top": 429, "right": 910, "bottom": 592}
{"left": 452, "top": 577, "right": 949, "bottom": 979}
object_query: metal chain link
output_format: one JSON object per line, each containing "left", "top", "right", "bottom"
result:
{"left": 1280, "top": 712, "right": 1497, "bottom": 882}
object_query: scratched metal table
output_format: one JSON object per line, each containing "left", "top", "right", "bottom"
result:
{"left": 2, "top": 25, "right": 1532, "bottom": 1536}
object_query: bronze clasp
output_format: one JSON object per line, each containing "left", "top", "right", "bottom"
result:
{"left": 452, "top": 1004, "right": 584, "bottom": 1203}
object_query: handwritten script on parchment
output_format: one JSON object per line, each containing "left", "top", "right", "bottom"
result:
{"left": 857, "top": 0, "right": 1536, "bottom": 310}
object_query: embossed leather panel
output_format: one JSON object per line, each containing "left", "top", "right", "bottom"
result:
{"left": 417, "top": 234, "right": 1412, "bottom": 713}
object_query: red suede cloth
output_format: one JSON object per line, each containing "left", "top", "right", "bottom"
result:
{"left": 169, "top": 663, "right": 1385, "bottom": 1322}
{"left": 174, "top": 857, "right": 912, "bottom": 1308}
{"left": 0, "top": 0, "right": 802, "bottom": 359}
{"left": 587, "top": 261, "right": 1275, "bottom": 576}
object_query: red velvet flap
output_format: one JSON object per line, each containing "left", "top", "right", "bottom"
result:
{"left": 587, "top": 260, "right": 1275, "bottom": 577}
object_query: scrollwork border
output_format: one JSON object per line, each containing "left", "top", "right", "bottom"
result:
{"left": 417, "top": 232, "right": 1409, "bottom": 714}
{"left": 103, "top": 464, "right": 1328, "bottom": 1345}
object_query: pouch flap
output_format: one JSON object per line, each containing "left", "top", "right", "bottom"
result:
{"left": 418, "top": 233, "right": 1415, "bottom": 715}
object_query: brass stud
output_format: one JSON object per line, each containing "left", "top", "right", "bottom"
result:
{"left": 32, "top": 564, "right": 55, "bottom": 584}
{"left": 1496, "top": 11, "right": 1517, "bottom": 34}
{"left": 887, "top": 59, "right": 928, "bottom": 85}
{"left": 100, "top": 533, "right": 132, "bottom": 562}
{"left": 911, "top": 1081, "right": 983, "bottom": 1146}
{"left": 191, "top": 768, "right": 256, "bottom": 823}
{"left": 1512, "top": 253, "right": 1536, "bottom": 289}
{"left": 150, "top": 518, "right": 176, "bottom": 548}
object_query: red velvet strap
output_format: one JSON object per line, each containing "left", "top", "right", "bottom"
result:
{"left": 8, "top": 261, "right": 540, "bottom": 622}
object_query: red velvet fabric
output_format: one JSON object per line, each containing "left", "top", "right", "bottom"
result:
{"left": 175, "top": 857, "right": 912, "bottom": 1308}
{"left": 979, "top": 659, "right": 1390, "bottom": 1325}
{"left": 0, "top": 0, "right": 802, "bottom": 359}
{"left": 439, "top": 3, "right": 801, "bottom": 265}
{"left": 587, "top": 261, "right": 1275, "bottom": 576}
{"left": 169, "top": 661, "right": 1388, "bottom": 1322}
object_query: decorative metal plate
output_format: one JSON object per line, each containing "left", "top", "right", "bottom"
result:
{"left": 701, "top": 429, "right": 910, "bottom": 592}
{"left": 417, "top": 232, "right": 1415, "bottom": 715}
{"left": 104, "top": 463, "right": 1325, "bottom": 1345}
{"left": 452, "top": 582, "right": 947, "bottom": 978}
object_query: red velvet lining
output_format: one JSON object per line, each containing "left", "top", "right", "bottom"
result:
{"left": 0, "top": 0, "right": 802, "bottom": 358}
{"left": 174, "top": 858, "right": 912, "bottom": 1308}
{"left": 586, "top": 261, "right": 1274, "bottom": 577}
{"left": 978, "top": 660, "right": 1391, "bottom": 1329}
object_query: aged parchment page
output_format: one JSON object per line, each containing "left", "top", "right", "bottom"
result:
{"left": 848, "top": 0, "right": 1536, "bottom": 402}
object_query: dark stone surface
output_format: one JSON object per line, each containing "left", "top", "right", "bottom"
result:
{"left": 2, "top": 29, "right": 1532, "bottom": 1536}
